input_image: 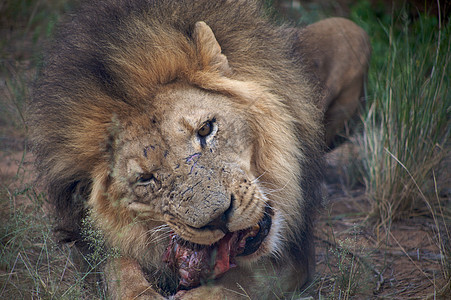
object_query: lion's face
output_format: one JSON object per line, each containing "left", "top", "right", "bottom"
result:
{"left": 101, "top": 82, "right": 276, "bottom": 261}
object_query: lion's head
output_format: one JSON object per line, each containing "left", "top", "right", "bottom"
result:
{"left": 90, "top": 21, "right": 315, "bottom": 268}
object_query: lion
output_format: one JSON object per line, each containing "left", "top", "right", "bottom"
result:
{"left": 28, "top": 0, "right": 370, "bottom": 299}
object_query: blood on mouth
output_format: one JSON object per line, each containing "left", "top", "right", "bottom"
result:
{"left": 163, "top": 224, "right": 261, "bottom": 289}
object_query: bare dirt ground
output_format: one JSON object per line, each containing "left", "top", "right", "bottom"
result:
{"left": 311, "top": 146, "right": 449, "bottom": 299}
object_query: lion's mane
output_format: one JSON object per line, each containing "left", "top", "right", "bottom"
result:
{"left": 29, "top": 0, "right": 324, "bottom": 296}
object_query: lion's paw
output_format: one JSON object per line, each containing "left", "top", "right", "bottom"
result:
{"left": 172, "top": 286, "right": 240, "bottom": 300}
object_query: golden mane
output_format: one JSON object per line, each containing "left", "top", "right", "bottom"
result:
{"left": 28, "top": 0, "right": 328, "bottom": 297}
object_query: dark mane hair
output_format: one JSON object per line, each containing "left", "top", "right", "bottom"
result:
{"left": 28, "top": 0, "right": 324, "bottom": 295}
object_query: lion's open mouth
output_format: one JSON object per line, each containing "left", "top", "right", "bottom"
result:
{"left": 163, "top": 207, "right": 272, "bottom": 289}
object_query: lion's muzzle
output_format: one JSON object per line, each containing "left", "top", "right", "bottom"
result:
{"left": 163, "top": 206, "right": 273, "bottom": 289}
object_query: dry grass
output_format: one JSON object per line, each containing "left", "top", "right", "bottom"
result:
{"left": 358, "top": 15, "right": 450, "bottom": 223}
{"left": 355, "top": 4, "right": 450, "bottom": 295}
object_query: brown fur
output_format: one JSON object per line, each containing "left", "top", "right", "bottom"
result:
{"left": 295, "top": 18, "right": 371, "bottom": 147}
{"left": 28, "top": 0, "right": 369, "bottom": 299}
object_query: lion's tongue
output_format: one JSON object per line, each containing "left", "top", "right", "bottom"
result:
{"left": 163, "top": 232, "right": 241, "bottom": 289}
{"left": 213, "top": 232, "right": 238, "bottom": 276}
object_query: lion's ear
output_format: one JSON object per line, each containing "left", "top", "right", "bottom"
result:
{"left": 194, "top": 21, "right": 231, "bottom": 75}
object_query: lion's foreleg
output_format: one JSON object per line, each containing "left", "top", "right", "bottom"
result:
{"left": 173, "top": 285, "right": 243, "bottom": 300}
{"left": 104, "top": 257, "right": 164, "bottom": 300}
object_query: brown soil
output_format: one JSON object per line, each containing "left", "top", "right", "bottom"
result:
{"left": 311, "top": 145, "right": 450, "bottom": 299}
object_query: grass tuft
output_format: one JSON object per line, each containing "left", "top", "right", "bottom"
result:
{"left": 355, "top": 3, "right": 450, "bottom": 294}
{"left": 357, "top": 6, "right": 450, "bottom": 225}
{"left": 0, "top": 184, "right": 85, "bottom": 298}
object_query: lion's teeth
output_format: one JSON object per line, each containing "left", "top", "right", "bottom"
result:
{"left": 252, "top": 224, "right": 260, "bottom": 232}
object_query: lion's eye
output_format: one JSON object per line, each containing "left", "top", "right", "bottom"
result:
{"left": 136, "top": 174, "right": 154, "bottom": 186}
{"left": 198, "top": 120, "right": 213, "bottom": 138}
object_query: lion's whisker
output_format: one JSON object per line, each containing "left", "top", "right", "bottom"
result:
{"left": 252, "top": 171, "right": 267, "bottom": 183}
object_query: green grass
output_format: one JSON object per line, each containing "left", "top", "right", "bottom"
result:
{"left": 356, "top": 2, "right": 449, "bottom": 232}
{"left": 0, "top": 1, "right": 93, "bottom": 298}
{"left": 352, "top": 2, "right": 450, "bottom": 293}
{"left": 322, "top": 227, "right": 373, "bottom": 299}
{"left": 0, "top": 184, "right": 84, "bottom": 298}
{"left": 0, "top": 170, "right": 109, "bottom": 298}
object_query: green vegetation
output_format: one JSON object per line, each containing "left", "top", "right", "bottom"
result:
{"left": 0, "top": 184, "right": 85, "bottom": 298}
{"left": 0, "top": 1, "right": 98, "bottom": 298}
{"left": 0, "top": 0, "right": 72, "bottom": 39}
{"left": 356, "top": 2, "right": 450, "bottom": 223}
{"left": 0, "top": 0, "right": 73, "bottom": 133}
{"left": 353, "top": 1, "right": 450, "bottom": 294}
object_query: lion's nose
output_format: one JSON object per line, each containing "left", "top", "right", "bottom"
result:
{"left": 203, "top": 212, "right": 228, "bottom": 233}
{"left": 201, "top": 195, "right": 234, "bottom": 233}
